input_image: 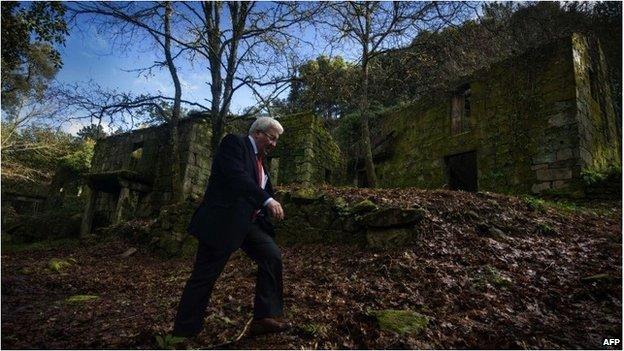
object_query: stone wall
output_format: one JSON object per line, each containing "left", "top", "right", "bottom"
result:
{"left": 270, "top": 113, "right": 343, "bottom": 186}
{"left": 175, "top": 119, "right": 212, "bottom": 201}
{"left": 347, "top": 34, "right": 620, "bottom": 197}
{"left": 117, "top": 187, "right": 429, "bottom": 257}
{"left": 83, "top": 117, "right": 212, "bottom": 233}
{"left": 571, "top": 34, "right": 621, "bottom": 176}
{"left": 275, "top": 188, "right": 425, "bottom": 248}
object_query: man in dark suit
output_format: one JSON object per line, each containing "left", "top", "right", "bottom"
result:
{"left": 173, "top": 117, "right": 288, "bottom": 337}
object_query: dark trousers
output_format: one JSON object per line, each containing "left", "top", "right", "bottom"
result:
{"left": 172, "top": 223, "right": 283, "bottom": 337}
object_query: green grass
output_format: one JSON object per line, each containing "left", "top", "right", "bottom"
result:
{"left": 521, "top": 195, "right": 619, "bottom": 216}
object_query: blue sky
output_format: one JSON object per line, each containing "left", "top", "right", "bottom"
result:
{"left": 55, "top": 3, "right": 336, "bottom": 134}
{"left": 53, "top": 2, "right": 476, "bottom": 134}
{"left": 57, "top": 17, "right": 256, "bottom": 133}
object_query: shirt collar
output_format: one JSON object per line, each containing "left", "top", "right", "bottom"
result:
{"left": 248, "top": 135, "right": 258, "bottom": 155}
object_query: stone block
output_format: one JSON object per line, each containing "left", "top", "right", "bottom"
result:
{"left": 536, "top": 168, "right": 572, "bottom": 181}
{"left": 579, "top": 147, "right": 592, "bottom": 165}
{"left": 547, "top": 112, "right": 574, "bottom": 127}
{"left": 556, "top": 148, "right": 573, "bottom": 161}
{"left": 532, "top": 182, "right": 551, "bottom": 193}
{"left": 361, "top": 208, "right": 426, "bottom": 228}
{"left": 531, "top": 163, "right": 549, "bottom": 171}
{"left": 532, "top": 153, "right": 556, "bottom": 164}
{"left": 553, "top": 180, "right": 568, "bottom": 189}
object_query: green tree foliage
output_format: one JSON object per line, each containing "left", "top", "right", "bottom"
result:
{"left": 365, "top": 2, "right": 621, "bottom": 110}
{"left": 1, "top": 1, "right": 68, "bottom": 110}
{"left": 289, "top": 56, "right": 358, "bottom": 120}
{"left": 76, "top": 124, "right": 107, "bottom": 141}
{"left": 1, "top": 124, "right": 91, "bottom": 183}
{"left": 59, "top": 138, "right": 95, "bottom": 175}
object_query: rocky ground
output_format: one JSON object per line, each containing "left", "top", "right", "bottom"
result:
{"left": 1, "top": 188, "right": 621, "bottom": 349}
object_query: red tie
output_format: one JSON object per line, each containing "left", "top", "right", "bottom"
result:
{"left": 252, "top": 154, "right": 263, "bottom": 221}
{"left": 256, "top": 155, "right": 263, "bottom": 187}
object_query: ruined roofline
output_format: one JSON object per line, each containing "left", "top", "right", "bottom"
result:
{"left": 1, "top": 175, "right": 50, "bottom": 198}
{"left": 447, "top": 33, "right": 590, "bottom": 95}
{"left": 98, "top": 114, "right": 208, "bottom": 142}
{"left": 98, "top": 112, "right": 276, "bottom": 142}
{"left": 386, "top": 33, "right": 590, "bottom": 116}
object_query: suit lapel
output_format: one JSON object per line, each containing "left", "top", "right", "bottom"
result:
{"left": 244, "top": 136, "right": 260, "bottom": 185}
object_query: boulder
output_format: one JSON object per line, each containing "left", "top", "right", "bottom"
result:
{"left": 156, "top": 231, "right": 197, "bottom": 258}
{"left": 332, "top": 196, "right": 350, "bottom": 216}
{"left": 352, "top": 199, "right": 378, "bottom": 214}
{"left": 291, "top": 188, "right": 323, "bottom": 204}
{"left": 362, "top": 208, "right": 425, "bottom": 228}
{"left": 341, "top": 216, "right": 362, "bottom": 233}
{"left": 301, "top": 201, "right": 336, "bottom": 229}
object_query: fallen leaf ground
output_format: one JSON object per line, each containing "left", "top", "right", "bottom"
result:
{"left": 2, "top": 189, "right": 622, "bottom": 349}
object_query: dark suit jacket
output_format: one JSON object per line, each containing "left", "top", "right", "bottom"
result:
{"left": 187, "top": 134, "right": 275, "bottom": 253}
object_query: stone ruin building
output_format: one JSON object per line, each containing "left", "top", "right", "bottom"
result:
{"left": 1, "top": 177, "right": 48, "bottom": 217}
{"left": 80, "top": 113, "right": 343, "bottom": 235}
{"left": 268, "top": 112, "right": 343, "bottom": 186}
{"left": 80, "top": 34, "right": 620, "bottom": 235}
{"left": 351, "top": 34, "right": 620, "bottom": 197}
{"left": 80, "top": 117, "right": 212, "bottom": 235}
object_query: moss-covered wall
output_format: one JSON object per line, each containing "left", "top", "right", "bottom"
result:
{"left": 571, "top": 34, "right": 621, "bottom": 175}
{"left": 88, "top": 117, "right": 212, "bottom": 225}
{"left": 270, "top": 112, "right": 342, "bottom": 186}
{"left": 174, "top": 120, "right": 212, "bottom": 201}
{"left": 363, "top": 35, "right": 617, "bottom": 197}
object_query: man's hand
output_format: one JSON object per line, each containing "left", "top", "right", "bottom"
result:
{"left": 266, "top": 199, "right": 285, "bottom": 221}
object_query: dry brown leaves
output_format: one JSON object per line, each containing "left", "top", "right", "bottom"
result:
{"left": 2, "top": 187, "right": 621, "bottom": 349}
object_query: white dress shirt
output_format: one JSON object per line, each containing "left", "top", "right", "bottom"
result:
{"left": 248, "top": 135, "right": 274, "bottom": 207}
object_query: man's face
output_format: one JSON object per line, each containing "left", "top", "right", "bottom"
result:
{"left": 252, "top": 127, "right": 279, "bottom": 157}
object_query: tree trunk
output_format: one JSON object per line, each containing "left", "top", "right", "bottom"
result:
{"left": 204, "top": 1, "right": 224, "bottom": 153}
{"left": 164, "top": 1, "right": 183, "bottom": 202}
{"left": 359, "top": 6, "right": 378, "bottom": 188}
{"left": 211, "top": 114, "right": 224, "bottom": 152}
{"left": 207, "top": 2, "right": 249, "bottom": 153}
{"left": 359, "top": 59, "right": 377, "bottom": 188}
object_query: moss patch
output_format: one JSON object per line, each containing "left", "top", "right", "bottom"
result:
{"left": 352, "top": 199, "right": 378, "bottom": 214}
{"left": 536, "top": 222, "right": 558, "bottom": 236}
{"left": 48, "top": 258, "right": 76, "bottom": 273}
{"left": 291, "top": 187, "right": 323, "bottom": 203}
{"left": 473, "top": 265, "right": 513, "bottom": 289}
{"left": 370, "top": 309, "right": 429, "bottom": 336}
{"left": 66, "top": 295, "right": 99, "bottom": 304}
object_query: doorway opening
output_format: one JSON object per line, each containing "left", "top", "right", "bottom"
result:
{"left": 445, "top": 151, "right": 478, "bottom": 192}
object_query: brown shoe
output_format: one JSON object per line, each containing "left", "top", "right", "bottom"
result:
{"left": 248, "top": 318, "right": 290, "bottom": 336}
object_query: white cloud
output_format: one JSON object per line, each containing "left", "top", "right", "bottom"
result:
{"left": 179, "top": 77, "right": 199, "bottom": 92}
{"left": 131, "top": 76, "right": 170, "bottom": 94}
{"left": 61, "top": 119, "right": 89, "bottom": 135}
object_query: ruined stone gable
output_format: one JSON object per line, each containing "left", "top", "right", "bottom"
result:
{"left": 81, "top": 117, "right": 212, "bottom": 234}
{"left": 81, "top": 113, "right": 342, "bottom": 234}
{"left": 352, "top": 34, "right": 620, "bottom": 197}
{"left": 269, "top": 112, "right": 343, "bottom": 186}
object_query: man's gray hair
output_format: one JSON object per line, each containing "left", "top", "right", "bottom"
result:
{"left": 248, "top": 117, "right": 284, "bottom": 135}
